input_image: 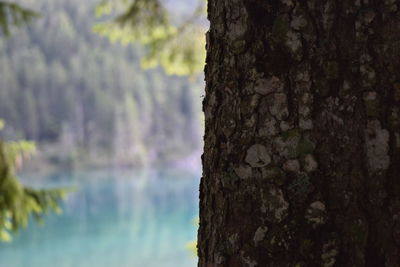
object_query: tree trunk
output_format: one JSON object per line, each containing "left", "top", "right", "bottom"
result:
{"left": 198, "top": 0, "right": 400, "bottom": 266}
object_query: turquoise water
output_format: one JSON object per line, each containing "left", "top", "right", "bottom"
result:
{"left": 0, "top": 169, "right": 199, "bottom": 267}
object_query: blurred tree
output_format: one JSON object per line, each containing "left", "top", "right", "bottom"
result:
{"left": 0, "top": 0, "right": 204, "bottom": 168}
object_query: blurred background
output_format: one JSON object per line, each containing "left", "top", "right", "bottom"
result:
{"left": 0, "top": 0, "right": 205, "bottom": 266}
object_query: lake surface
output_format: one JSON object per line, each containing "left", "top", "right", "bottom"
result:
{"left": 0, "top": 169, "right": 199, "bottom": 267}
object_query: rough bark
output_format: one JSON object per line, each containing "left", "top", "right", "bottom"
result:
{"left": 199, "top": 0, "right": 400, "bottom": 266}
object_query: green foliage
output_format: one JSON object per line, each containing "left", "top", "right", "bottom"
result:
{"left": 0, "top": 3, "right": 67, "bottom": 243}
{"left": 186, "top": 216, "right": 199, "bottom": 256}
{"left": 186, "top": 240, "right": 197, "bottom": 255}
{"left": 4, "top": 140, "right": 36, "bottom": 161}
{"left": 0, "top": 138, "right": 66, "bottom": 242}
{"left": 94, "top": 0, "right": 206, "bottom": 75}
{"left": 0, "top": 1, "right": 38, "bottom": 36}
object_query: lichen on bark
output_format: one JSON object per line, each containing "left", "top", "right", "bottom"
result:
{"left": 199, "top": 0, "right": 400, "bottom": 266}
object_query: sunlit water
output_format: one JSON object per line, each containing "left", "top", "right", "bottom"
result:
{"left": 0, "top": 169, "right": 199, "bottom": 267}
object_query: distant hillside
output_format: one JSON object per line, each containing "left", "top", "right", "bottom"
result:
{"left": 0, "top": 0, "right": 203, "bottom": 170}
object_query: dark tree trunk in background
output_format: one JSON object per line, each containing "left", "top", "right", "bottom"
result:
{"left": 199, "top": 0, "right": 400, "bottom": 266}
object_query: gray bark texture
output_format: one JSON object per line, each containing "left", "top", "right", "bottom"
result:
{"left": 198, "top": 0, "right": 400, "bottom": 266}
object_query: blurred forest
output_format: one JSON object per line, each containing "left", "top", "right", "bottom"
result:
{"left": 0, "top": 0, "right": 204, "bottom": 171}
